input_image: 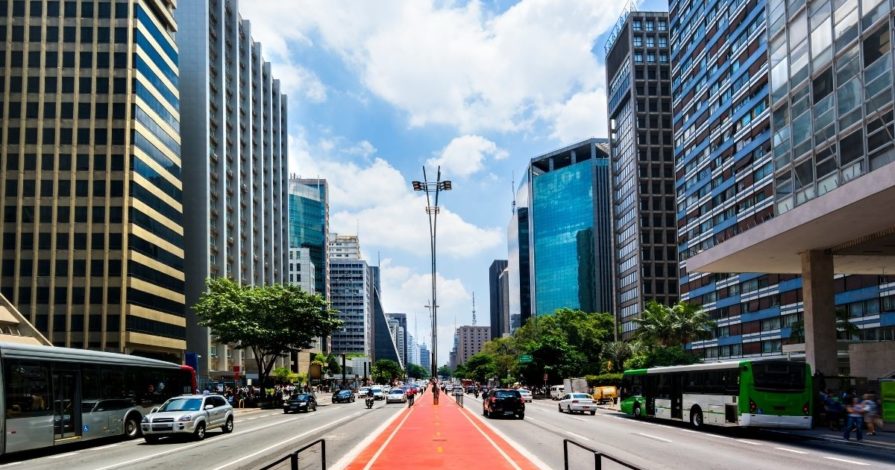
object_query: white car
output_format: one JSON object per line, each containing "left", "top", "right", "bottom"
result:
{"left": 141, "top": 395, "right": 234, "bottom": 442}
{"left": 558, "top": 393, "right": 597, "bottom": 415}
{"left": 386, "top": 388, "right": 407, "bottom": 404}
{"left": 357, "top": 387, "right": 370, "bottom": 399}
{"left": 370, "top": 387, "right": 385, "bottom": 400}
{"left": 518, "top": 389, "right": 533, "bottom": 403}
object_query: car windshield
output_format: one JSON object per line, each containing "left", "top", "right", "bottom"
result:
{"left": 159, "top": 398, "right": 202, "bottom": 412}
{"left": 390, "top": 389, "right": 404, "bottom": 394}
{"left": 293, "top": 394, "right": 312, "bottom": 401}
{"left": 371, "top": 388, "right": 382, "bottom": 393}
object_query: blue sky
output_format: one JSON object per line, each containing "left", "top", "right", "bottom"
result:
{"left": 240, "top": 0, "right": 668, "bottom": 365}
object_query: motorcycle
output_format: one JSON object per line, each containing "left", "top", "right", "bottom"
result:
{"left": 474, "top": 390, "right": 479, "bottom": 399}
{"left": 365, "top": 397, "right": 374, "bottom": 409}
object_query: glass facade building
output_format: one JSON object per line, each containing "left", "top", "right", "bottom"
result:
{"left": 507, "top": 184, "right": 532, "bottom": 328}
{"left": 606, "top": 11, "right": 678, "bottom": 339}
{"left": 672, "top": 0, "right": 895, "bottom": 362}
{"left": 0, "top": 0, "right": 185, "bottom": 360}
{"left": 288, "top": 178, "right": 329, "bottom": 298}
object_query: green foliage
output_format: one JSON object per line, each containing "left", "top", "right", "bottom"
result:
{"left": 624, "top": 345, "right": 699, "bottom": 370}
{"left": 601, "top": 341, "right": 632, "bottom": 373}
{"left": 372, "top": 359, "right": 403, "bottom": 383}
{"left": 406, "top": 363, "right": 428, "bottom": 379}
{"left": 437, "top": 365, "right": 453, "bottom": 378}
{"left": 585, "top": 373, "right": 624, "bottom": 386}
{"left": 635, "top": 301, "right": 714, "bottom": 347}
{"left": 272, "top": 367, "right": 292, "bottom": 383}
{"left": 464, "top": 353, "right": 498, "bottom": 383}
{"left": 193, "top": 277, "right": 342, "bottom": 386}
{"left": 452, "top": 364, "right": 467, "bottom": 378}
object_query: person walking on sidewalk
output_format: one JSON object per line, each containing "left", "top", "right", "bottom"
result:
{"left": 432, "top": 379, "right": 440, "bottom": 405}
{"left": 843, "top": 396, "right": 865, "bottom": 441}
{"left": 861, "top": 393, "right": 881, "bottom": 436}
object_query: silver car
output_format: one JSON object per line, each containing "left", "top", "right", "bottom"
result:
{"left": 141, "top": 394, "right": 234, "bottom": 442}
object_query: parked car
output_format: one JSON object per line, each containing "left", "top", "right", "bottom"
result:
{"left": 371, "top": 387, "right": 385, "bottom": 400}
{"left": 558, "top": 393, "right": 597, "bottom": 415}
{"left": 518, "top": 389, "right": 533, "bottom": 403}
{"left": 284, "top": 393, "right": 318, "bottom": 413}
{"left": 332, "top": 389, "right": 355, "bottom": 404}
{"left": 386, "top": 388, "right": 407, "bottom": 404}
{"left": 482, "top": 389, "right": 524, "bottom": 419}
{"left": 141, "top": 394, "right": 234, "bottom": 442}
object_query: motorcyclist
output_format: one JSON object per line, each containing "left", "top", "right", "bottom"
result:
{"left": 365, "top": 387, "right": 375, "bottom": 408}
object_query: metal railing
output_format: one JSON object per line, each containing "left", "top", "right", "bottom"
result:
{"left": 562, "top": 439, "right": 640, "bottom": 470}
{"left": 258, "top": 439, "right": 325, "bottom": 470}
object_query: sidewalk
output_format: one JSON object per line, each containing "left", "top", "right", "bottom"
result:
{"left": 772, "top": 425, "right": 895, "bottom": 451}
{"left": 344, "top": 392, "right": 543, "bottom": 469}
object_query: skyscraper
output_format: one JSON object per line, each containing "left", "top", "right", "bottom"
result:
{"left": 176, "top": 0, "right": 289, "bottom": 378}
{"left": 288, "top": 178, "right": 328, "bottom": 298}
{"left": 488, "top": 259, "right": 508, "bottom": 339}
{"left": 329, "top": 257, "right": 371, "bottom": 355}
{"left": 605, "top": 10, "right": 677, "bottom": 339}
{"left": 455, "top": 325, "right": 490, "bottom": 365}
{"left": 0, "top": 0, "right": 185, "bottom": 360}
{"left": 507, "top": 187, "right": 532, "bottom": 326}
{"left": 419, "top": 343, "right": 431, "bottom": 371}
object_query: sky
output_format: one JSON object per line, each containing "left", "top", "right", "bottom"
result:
{"left": 238, "top": 0, "right": 668, "bottom": 366}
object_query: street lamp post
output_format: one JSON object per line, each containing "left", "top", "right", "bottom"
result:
{"left": 413, "top": 166, "right": 452, "bottom": 378}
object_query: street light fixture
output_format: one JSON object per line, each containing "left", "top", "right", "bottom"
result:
{"left": 413, "top": 166, "right": 452, "bottom": 378}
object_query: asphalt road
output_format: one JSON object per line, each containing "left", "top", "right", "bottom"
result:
{"left": 0, "top": 398, "right": 404, "bottom": 470}
{"left": 457, "top": 394, "right": 895, "bottom": 470}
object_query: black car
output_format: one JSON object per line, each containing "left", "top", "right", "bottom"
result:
{"left": 482, "top": 389, "right": 524, "bottom": 419}
{"left": 332, "top": 389, "right": 355, "bottom": 404}
{"left": 283, "top": 394, "right": 317, "bottom": 413}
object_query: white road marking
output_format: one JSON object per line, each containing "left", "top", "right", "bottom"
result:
{"left": 775, "top": 447, "right": 807, "bottom": 455}
{"left": 214, "top": 411, "right": 366, "bottom": 470}
{"left": 823, "top": 456, "right": 870, "bottom": 466}
{"left": 465, "top": 406, "right": 552, "bottom": 469}
{"left": 566, "top": 431, "right": 589, "bottom": 441}
{"left": 459, "top": 407, "right": 522, "bottom": 470}
{"left": 362, "top": 408, "right": 415, "bottom": 470}
{"left": 48, "top": 452, "right": 78, "bottom": 459}
{"left": 572, "top": 417, "right": 588, "bottom": 422}
{"left": 634, "top": 432, "right": 672, "bottom": 443}
{"left": 86, "top": 443, "right": 121, "bottom": 451}
{"left": 332, "top": 404, "right": 409, "bottom": 469}
{"left": 735, "top": 439, "right": 762, "bottom": 446}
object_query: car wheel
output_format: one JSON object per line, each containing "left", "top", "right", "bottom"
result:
{"left": 313, "top": 404, "right": 317, "bottom": 412}
{"left": 518, "top": 413, "right": 524, "bottom": 420}
{"left": 222, "top": 416, "right": 234, "bottom": 434}
{"left": 590, "top": 411, "right": 596, "bottom": 416}
{"left": 194, "top": 422, "right": 206, "bottom": 441}
{"left": 144, "top": 435, "right": 159, "bottom": 444}
{"left": 690, "top": 407, "right": 703, "bottom": 429}
{"left": 284, "top": 410, "right": 290, "bottom": 414}
{"left": 124, "top": 413, "right": 141, "bottom": 439}
{"left": 633, "top": 403, "right": 642, "bottom": 418}
{"left": 558, "top": 404, "right": 563, "bottom": 413}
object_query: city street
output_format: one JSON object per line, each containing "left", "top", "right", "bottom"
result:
{"left": 0, "top": 400, "right": 404, "bottom": 470}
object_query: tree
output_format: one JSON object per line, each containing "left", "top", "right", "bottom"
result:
{"left": 372, "top": 359, "right": 403, "bottom": 383}
{"left": 437, "top": 365, "right": 453, "bottom": 378}
{"left": 272, "top": 366, "right": 292, "bottom": 383}
{"left": 634, "top": 301, "right": 676, "bottom": 346}
{"left": 482, "top": 336, "right": 518, "bottom": 381}
{"left": 194, "top": 277, "right": 342, "bottom": 387}
{"left": 406, "top": 363, "right": 428, "bottom": 379}
{"left": 635, "top": 301, "right": 714, "bottom": 347}
{"left": 669, "top": 301, "right": 714, "bottom": 345}
{"left": 602, "top": 341, "right": 632, "bottom": 373}
{"left": 465, "top": 353, "right": 498, "bottom": 383}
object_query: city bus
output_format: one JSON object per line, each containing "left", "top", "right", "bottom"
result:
{"left": 619, "top": 358, "right": 812, "bottom": 429}
{"left": 1, "top": 342, "right": 196, "bottom": 454}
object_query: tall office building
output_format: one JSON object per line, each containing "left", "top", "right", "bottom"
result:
{"left": 419, "top": 343, "right": 431, "bottom": 372}
{"left": 329, "top": 257, "right": 371, "bottom": 355}
{"left": 288, "top": 178, "right": 328, "bottom": 298}
{"left": 0, "top": 0, "right": 185, "bottom": 360}
{"left": 683, "top": 0, "right": 895, "bottom": 375}
{"left": 498, "top": 267, "right": 510, "bottom": 334}
{"left": 176, "top": 0, "right": 289, "bottom": 378}
{"left": 455, "top": 325, "right": 490, "bottom": 365}
{"left": 507, "top": 188, "right": 532, "bottom": 326}
{"left": 605, "top": 11, "right": 678, "bottom": 339}
{"left": 386, "top": 312, "right": 408, "bottom": 365}
{"left": 329, "top": 233, "right": 361, "bottom": 260}
{"left": 671, "top": 0, "right": 893, "bottom": 367}
{"left": 488, "top": 259, "right": 508, "bottom": 339}
{"left": 525, "top": 138, "right": 614, "bottom": 316}
{"left": 287, "top": 247, "right": 315, "bottom": 293}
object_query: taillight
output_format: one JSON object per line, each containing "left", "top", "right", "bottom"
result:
{"left": 802, "top": 403, "right": 810, "bottom": 416}
{"left": 749, "top": 399, "right": 757, "bottom": 413}
{"left": 572, "top": 400, "right": 579, "bottom": 404}
{"left": 490, "top": 397, "right": 496, "bottom": 403}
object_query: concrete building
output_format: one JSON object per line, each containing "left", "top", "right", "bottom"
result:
{"left": 329, "top": 258, "right": 371, "bottom": 356}
{"left": 455, "top": 325, "right": 490, "bottom": 365}
{"left": 287, "top": 247, "right": 315, "bottom": 293}
{"left": 288, "top": 178, "right": 328, "bottom": 298}
{"left": 419, "top": 343, "right": 431, "bottom": 372}
{"left": 386, "top": 312, "right": 408, "bottom": 365}
{"left": 525, "top": 139, "right": 614, "bottom": 316}
{"left": 488, "top": 260, "right": 509, "bottom": 339}
{"left": 176, "top": 0, "right": 288, "bottom": 379}
{"left": 605, "top": 10, "right": 678, "bottom": 339}
{"left": 329, "top": 233, "right": 361, "bottom": 260}
{"left": 682, "top": 0, "right": 895, "bottom": 376}
{"left": 0, "top": 0, "right": 186, "bottom": 360}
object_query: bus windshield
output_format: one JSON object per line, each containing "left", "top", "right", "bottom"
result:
{"left": 751, "top": 362, "right": 806, "bottom": 392}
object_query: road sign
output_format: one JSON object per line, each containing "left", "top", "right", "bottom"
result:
{"left": 519, "top": 354, "right": 533, "bottom": 364}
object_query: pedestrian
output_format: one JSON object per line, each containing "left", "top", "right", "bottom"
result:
{"left": 861, "top": 393, "right": 881, "bottom": 436}
{"left": 843, "top": 396, "right": 865, "bottom": 441}
{"left": 432, "top": 379, "right": 440, "bottom": 405}
{"left": 407, "top": 387, "right": 416, "bottom": 407}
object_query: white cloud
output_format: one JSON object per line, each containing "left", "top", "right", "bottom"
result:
{"left": 239, "top": 0, "right": 627, "bottom": 140}
{"left": 426, "top": 135, "right": 508, "bottom": 179}
{"left": 540, "top": 89, "right": 608, "bottom": 144}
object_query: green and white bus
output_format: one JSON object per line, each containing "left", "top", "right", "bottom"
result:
{"left": 619, "top": 358, "right": 812, "bottom": 429}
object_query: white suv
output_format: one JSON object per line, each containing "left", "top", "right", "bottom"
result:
{"left": 141, "top": 394, "right": 234, "bottom": 442}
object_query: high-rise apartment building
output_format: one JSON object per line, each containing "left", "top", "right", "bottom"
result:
{"left": 176, "top": 0, "right": 289, "bottom": 378}
{"left": 606, "top": 11, "right": 678, "bottom": 339}
{"left": 329, "top": 258, "right": 371, "bottom": 355}
{"left": 488, "top": 259, "right": 508, "bottom": 339}
{"left": 329, "top": 233, "right": 361, "bottom": 260}
{"left": 455, "top": 325, "right": 490, "bottom": 365}
{"left": 526, "top": 138, "right": 614, "bottom": 316}
{"left": 288, "top": 178, "right": 328, "bottom": 298}
{"left": 0, "top": 0, "right": 185, "bottom": 360}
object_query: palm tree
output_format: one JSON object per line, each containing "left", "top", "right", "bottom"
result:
{"left": 602, "top": 341, "right": 632, "bottom": 373}
{"left": 670, "top": 301, "right": 715, "bottom": 345}
{"left": 634, "top": 301, "right": 676, "bottom": 346}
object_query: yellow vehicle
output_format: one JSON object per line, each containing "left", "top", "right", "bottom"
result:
{"left": 592, "top": 385, "right": 618, "bottom": 405}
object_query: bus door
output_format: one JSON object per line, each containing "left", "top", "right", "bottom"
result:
{"left": 671, "top": 374, "right": 683, "bottom": 420}
{"left": 51, "top": 368, "right": 81, "bottom": 442}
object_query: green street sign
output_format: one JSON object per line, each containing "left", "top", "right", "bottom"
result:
{"left": 519, "top": 354, "right": 533, "bottom": 364}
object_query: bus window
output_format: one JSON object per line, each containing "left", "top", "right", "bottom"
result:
{"left": 5, "top": 361, "right": 52, "bottom": 417}
{"left": 752, "top": 362, "right": 806, "bottom": 392}
{"left": 621, "top": 375, "right": 643, "bottom": 397}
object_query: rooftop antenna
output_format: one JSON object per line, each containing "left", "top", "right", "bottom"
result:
{"left": 471, "top": 291, "right": 477, "bottom": 326}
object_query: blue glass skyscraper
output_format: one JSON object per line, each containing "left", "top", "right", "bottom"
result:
{"left": 288, "top": 179, "right": 329, "bottom": 299}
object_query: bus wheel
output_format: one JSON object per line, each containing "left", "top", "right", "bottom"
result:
{"left": 124, "top": 413, "right": 141, "bottom": 439}
{"left": 690, "top": 406, "right": 704, "bottom": 429}
{"left": 633, "top": 403, "right": 642, "bottom": 418}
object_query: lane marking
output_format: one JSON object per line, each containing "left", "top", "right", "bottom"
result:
{"left": 458, "top": 407, "right": 522, "bottom": 470}
{"left": 634, "top": 432, "right": 672, "bottom": 443}
{"left": 331, "top": 403, "right": 407, "bottom": 470}
{"left": 775, "top": 447, "right": 807, "bottom": 455}
{"left": 735, "top": 439, "right": 762, "bottom": 446}
{"left": 823, "top": 456, "right": 870, "bottom": 466}
{"left": 362, "top": 408, "right": 415, "bottom": 470}
{"left": 48, "top": 452, "right": 78, "bottom": 459}
{"left": 464, "top": 408, "right": 552, "bottom": 469}
{"left": 86, "top": 443, "right": 121, "bottom": 451}
{"left": 571, "top": 417, "right": 588, "bottom": 422}
{"left": 566, "top": 431, "right": 589, "bottom": 441}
